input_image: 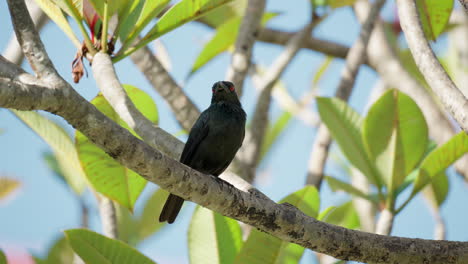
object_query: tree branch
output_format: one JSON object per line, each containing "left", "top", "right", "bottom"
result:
{"left": 459, "top": 0, "right": 468, "bottom": 13}
{"left": 258, "top": 28, "right": 350, "bottom": 60}
{"left": 6, "top": 0, "right": 59, "bottom": 82}
{"left": 130, "top": 44, "right": 200, "bottom": 131}
{"left": 3, "top": 0, "right": 48, "bottom": 65}
{"left": 397, "top": 0, "right": 468, "bottom": 133}
{"left": 305, "top": 0, "right": 386, "bottom": 186}
{"left": 2, "top": 64, "right": 468, "bottom": 263}
{"left": 98, "top": 195, "right": 118, "bottom": 239}
{"left": 232, "top": 22, "right": 314, "bottom": 182}
{"left": 225, "top": 0, "right": 266, "bottom": 95}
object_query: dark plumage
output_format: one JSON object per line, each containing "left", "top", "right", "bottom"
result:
{"left": 159, "top": 81, "right": 246, "bottom": 224}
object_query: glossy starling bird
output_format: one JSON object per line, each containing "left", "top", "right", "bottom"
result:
{"left": 159, "top": 81, "right": 246, "bottom": 224}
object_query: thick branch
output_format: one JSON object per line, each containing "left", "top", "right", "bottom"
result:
{"left": 3, "top": 0, "right": 48, "bottom": 65}
{"left": 225, "top": 0, "right": 266, "bottom": 95}
{"left": 397, "top": 0, "right": 468, "bottom": 132}
{"left": 130, "top": 44, "right": 200, "bottom": 130}
{"left": 306, "top": 0, "right": 385, "bottom": 186}
{"left": 2, "top": 64, "right": 468, "bottom": 264}
{"left": 7, "top": 0, "right": 59, "bottom": 82}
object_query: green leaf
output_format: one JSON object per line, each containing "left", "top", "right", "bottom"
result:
{"left": 116, "top": 0, "right": 234, "bottom": 61}
{"left": 120, "top": 0, "right": 171, "bottom": 46}
{"left": 413, "top": 132, "right": 468, "bottom": 194}
{"left": 325, "top": 176, "right": 377, "bottom": 203}
{"left": 189, "top": 206, "right": 243, "bottom": 264}
{"left": 146, "top": 0, "right": 234, "bottom": 40}
{"left": 118, "top": 1, "right": 145, "bottom": 41}
{"left": 12, "top": 110, "right": 87, "bottom": 194}
{"left": 42, "top": 236, "right": 74, "bottom": 264}
{"left": 65, "top": 229, "right": 157, "bottom": 264}
{"left": 316, "top": 97, "right": 381, "bottom": 187}
{"left": 75, "top": 85, "right": 157, "bottom": 211}
{"left": 136, "top": 188, "right": 169, "bottom": 242}
{"left": 189, "top": 12, "right": 277, "bottom": 76}
{"left": 423, "top": 172, "right": 449, "bottom": 209}
{"left": 197, "top": 0, "right": 246, "bottom": 27}
{"left": 328, "top": 0, "right": 357, "bottom": 9}
{"left": 320, "top": 201, "right": 360, "bottom": 229}
{"left": 362, "top": 89, "right": 428, "bottom": 191}
{"left": 0, "top": 248, "right": 6, "bottom": 264}
{"left": 317, "top": 206, "right": 336, "bottom": 221}
{"left": 234, "top": 186, "right": 319, "bottom": 264}
{"left": 416, "top": 0, "right": 454, "bottom": 40}
{"left": 0, "top": 177, "right": 21, "bottom": 201}
{"left": 116, "top": 203, "right": 139, "bottom": 245}
{"left": 87, "top": 0, "right": 128, "bottom": 19}
{"left": 32, "top": 0, "right": 81, "bottom": 46}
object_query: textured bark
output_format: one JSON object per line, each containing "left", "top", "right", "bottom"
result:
{"left": 3, "top": 0, "right": 47, "bottom": 65}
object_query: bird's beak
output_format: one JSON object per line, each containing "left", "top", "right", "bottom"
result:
{"left": 215, "top": 81, "right": 228, "bottom": 92}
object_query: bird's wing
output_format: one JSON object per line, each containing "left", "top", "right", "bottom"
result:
{"left": 180, "top": 110, "right": 210, "bottom": 165}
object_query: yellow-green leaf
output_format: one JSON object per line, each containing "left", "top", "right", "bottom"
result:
{"left": 413, "top": 132, "right": 468, "bottom": 194}
{"left": 317, "top": 97, "right": 381, "bottom": 187}
{"left": 33, "top": 0, "right": 81, "bottom": 47}
{"left": 65, "top": 229, "right": 156, "bottom": 264}
{"left": 234, "top": 186, "right": 319, "bottom": 264}
{"left": 0, "top": 177, "right": 21, "bottom": 201}
{"left": 12, "top": 110, "right": 87, "bottom": 194}
{"left": 416, "top": 0, "right": 454, "bottom": 40}
{"left": 362, "top": 89, "right": 428, "bottom": 191}
{"left": 189, "top": 206, "right": 243, "bottom": 264}
{"left": 75, "top": 85, "right": 157, "bottom": 211}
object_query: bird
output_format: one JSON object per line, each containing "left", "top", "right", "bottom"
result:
{"left": 159, "top": 81, "right": 246, "bottom": 224}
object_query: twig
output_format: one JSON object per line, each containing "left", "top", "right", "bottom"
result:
{"left": 98, "top": 195, "right": 118, "bottom": 239}
{"left": 3, "top": 0, "right": 48, "bottom": 65}
{"left": 305, "top": 0, "right": 386, "bottom": 186}
{"left": 397, "top": 0, "right": 468, "bottom": 133}
{"left": 375, "top": 209, "right": 394, "bottom": 235}
{"left": 130, "top": 45, "right": 200, "bottom": 130}
{"left": 225, "top": 0, "right": 266, "bottom": 96}
{"left": 232, "top": 22, "right": 314, "bottom": 182}
{"left": 3, "top": 65, "right": 468, "bottom": 263}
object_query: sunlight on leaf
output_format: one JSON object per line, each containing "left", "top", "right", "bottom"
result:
{"left": 65, "top": 229, "right": 157, "bottom": 264}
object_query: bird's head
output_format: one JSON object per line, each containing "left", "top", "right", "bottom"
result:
{"left": 211, "top": 81, "right": 240, "bottom": 105}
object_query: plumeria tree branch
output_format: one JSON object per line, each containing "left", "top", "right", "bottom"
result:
{"left": 397, "top": 0, "right": 468, "bottom": 133}
{"left": 225, "top": 0, "right": 266, "bottom": 96}
{"left": 3, "top": 0, "right": 47, "bottom": 65}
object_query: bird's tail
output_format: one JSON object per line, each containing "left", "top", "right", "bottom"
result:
{"left": 159, "top": 194, "right": 184, "bottom": 224}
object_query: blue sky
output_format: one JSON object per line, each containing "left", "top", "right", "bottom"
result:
{"left": 1, "top": 1, "right": 467, "bottom": 263}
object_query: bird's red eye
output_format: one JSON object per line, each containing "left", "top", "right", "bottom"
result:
{"left": 229, "top": 85, "right": 235, "bottom": 92}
